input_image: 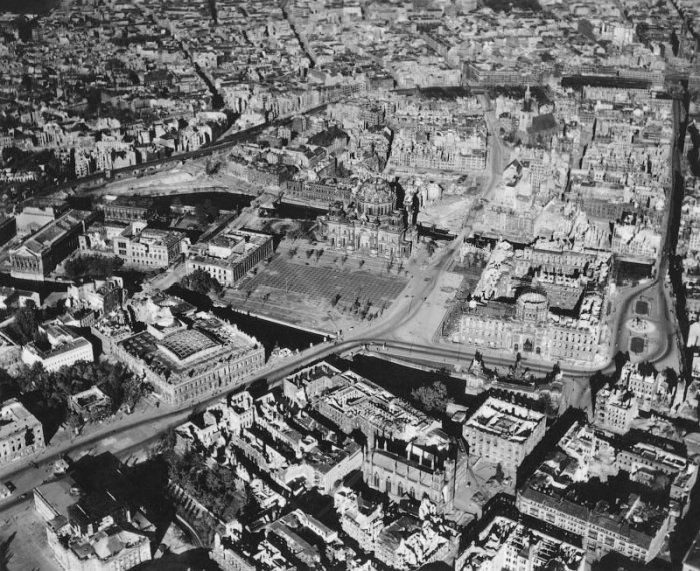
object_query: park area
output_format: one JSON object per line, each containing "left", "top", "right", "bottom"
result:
{"left": 224, "top": 240, "right": 410, "bottom": 333}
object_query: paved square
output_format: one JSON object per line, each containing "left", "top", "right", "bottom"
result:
{"left": 239, "top": 257, "right": 408, "bottom": 308}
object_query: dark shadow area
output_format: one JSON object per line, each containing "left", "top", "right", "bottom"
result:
{"left": 166, "top": 284, "right": 323, "bottom": 357}
{"left": 69, "top": 452, "right": 176, "bottom": 553}
{"left": 132, "top": 548, "right": 218, "bottom": 571}
{"left": 0, "top": 531, "right": 16, "bottom": 571}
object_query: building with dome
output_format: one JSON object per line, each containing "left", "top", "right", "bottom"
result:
{"left": 319, "top": 178, "right": 415, "bottom": 259}
{"left": 455, "top": 289, "right": 604, "bottom": 364}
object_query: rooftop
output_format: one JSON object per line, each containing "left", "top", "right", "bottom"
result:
{"left": 464, "top": 397, "right": 545, "bottom": 443}
{"left": 118, "top": 313, "right": 260, "bottom": 384}
{"left": 0, "top": 399, "right": 42, "bottom": 440}
{"left": 13, "top": 209, "right": 92, "bottom": 256}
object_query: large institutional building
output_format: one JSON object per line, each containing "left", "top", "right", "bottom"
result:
{"left": 113, "top": 225, "right": 187, "bottom": 269}
{"left": 450, "top": 240, "right": 609, "bottom": 363}
{"left": 186, "top": 227, "right": 273, "bottom": 287}
{"left": 319, "top": 178, "right": 415, "bottom": 259}
{"left": 115, "top": 312, "right": 265, "bottom": 405}
{"left": 463, "top": 397, "right": 547, "bottom": 473}
{"left": 457, "top": 289, "right": 603, "bottom": 363}
{"left": 10, "top": 209, "right": 95, "bottom": 280}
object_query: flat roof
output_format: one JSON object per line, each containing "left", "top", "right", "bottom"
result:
{"left": 35, "top": 479, "right": 80, "bottom": 520}
{"left": 14, "top": 210, "right": 91, "bottom": 255}
{"left": 464, "top": 397, "right": 545, "bottom": 443}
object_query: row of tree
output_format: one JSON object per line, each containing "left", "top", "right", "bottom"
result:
{"left": 64, "top": 254, "right": 124, "bottom": 281}
{"left": 2, "top": 360, "right": 148, "bottom": 436}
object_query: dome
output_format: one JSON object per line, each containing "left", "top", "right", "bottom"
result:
{"left": 357, "top": 178, "right": 393, "bottom": 205}
{"left": 516, "top": 290, "right": 549, "bottom": 323}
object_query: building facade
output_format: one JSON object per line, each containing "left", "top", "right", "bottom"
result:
{"left": 457, "top": 290, "right": 603, "bottom": 363}
{"left": 21, "top": 322, "right": 94, "bottom": 372}
{"left": 186, "top": 229, "right": 274, "bottom": 287}
{"left": 594, "top": 387, "right": 638, "bottom": 434}
{"left": 463, "top": 397, "right": 546, "bottom": 473}
{"left": 319, "top": 178, "right": 414, "bottom": 259}
{"left": 517, "top": 487, "right": 669, "bottom": 564}
{"left": 114, "top": 314, "right": 265, "bottom": 405}
{"left": 103, "top": 196, "right": 153, "bottom": 223}
{"left": 10, "top": 210, "right": 95, "bottom": 281}
{"left": 0, "top": 399, "right": 45, "bottom": 465}
{"left": 114, "top": 226, "right": 187, "bottom": 269}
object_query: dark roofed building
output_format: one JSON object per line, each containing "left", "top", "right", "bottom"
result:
{"left": 10, "top": 209, "right": 95, "bottom": 281}
{"left": 33, "top": 465, "right": 155, "bottom": 571}
{"left": 115, "top": 313, "right": 265, "bottom": 405}
{"left": 308, "top": 126, "right": 349, "bottom": 154}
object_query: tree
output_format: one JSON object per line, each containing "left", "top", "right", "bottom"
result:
{"left": 15, "top": 360, "right": 147, "bottom": 426}
{"left": 194, "top": 199, "right": 219, "bottom": 225}
{"left": 161, "top": 437, "right": 254, "bottom": 523}
{"left": 637, "top": 361, "right": 656, "bottom": 377}
{"left": 67, "top": 411, "right": 84, "bottom": 434}
{"left": 664, "top": 367, "right": 679, "bottom": 392}
{"left": 410, "top": 382, "right": 449, "bottom": 414}
{"left": 0, "top": 369, "right": 18, "bottom": 403}
{"left": 8, "top": 302, "right": 41, "bottom": 345}
{"left": 180, "top": 269, "right": 223, "bottom": 295}
{"left": 65, "top": 254, "right": 123, "bottom": 281}
{"left": 539, "top": 392, "right": 555, "bottom": 416}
